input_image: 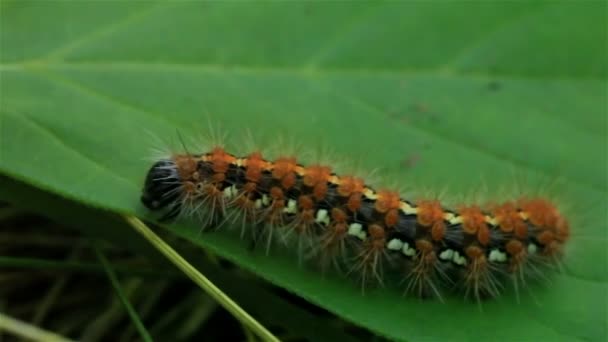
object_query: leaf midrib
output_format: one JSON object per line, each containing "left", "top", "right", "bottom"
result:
{"left": 3, "top": 61, "right": 605, "bottom": 194}
{"left": 0, "top": 68, "right": 608, "bottom": 205}
{"left": 4, "top": 60, "right": 606, "bottom": 147}
{"left": 2, "top": 60, "right": 606, "bottom": 82}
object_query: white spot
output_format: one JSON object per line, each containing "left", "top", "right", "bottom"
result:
{"left": 401, "top": 242, "right": 416, "bottom": 257}
{"left": 439, "top": 249, "right": 454, "bottom": 261}
{"left": 262, "top": 194, "right": 270, "bottom": 206}
{"left": 449, "top": 216, "right": 463, "bottom": 225}
{"left": 223, "top": 185, "right": 236, "bottom": 199}
{"left": 254, "top": 199, "right": 262, "bottom": 209}
{"left": 283, "top": 199, "right": 297, "bottom": 214}
{"left": 223, "top": 187, "right": 231, "bottom": 198}
{"left": 356, "top": 230, "right": 367, "bottom": 240}
{"left": 315, "top": 209, "right": 330, "bottom": 226}
{"left": 387, "top": 238, "right": 404, "bottom": 251}
{"left": 348, "top": 223, "right": 363, "bottom": 236}
{"left": 528, "top": 243, "right": 538, "bottom": 254}
{"left": 363, "top": 189, "right": 378, "bottom": 200}
{"left": 400, "top": 202, "right": 417, "bottom": 215}
{"left": 485, "top": 216, "right": 498, "bottom": 226}
{"left": 452, "top": 251, "right": 467, "bottom": 266}
{"left": 488, "top": 249, "right": 507, "bottom": 263}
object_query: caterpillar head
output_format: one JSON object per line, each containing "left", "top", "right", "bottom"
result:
{"left": 141, "top": 159, "right": 182, "bottom": 216}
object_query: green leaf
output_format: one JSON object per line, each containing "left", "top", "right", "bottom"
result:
{"left": 1, "top": 1, "right": 606, "bottom": 341}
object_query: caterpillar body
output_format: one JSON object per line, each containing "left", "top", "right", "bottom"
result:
{"left": 141, "top": 146, "right": 570, "bottom": 301}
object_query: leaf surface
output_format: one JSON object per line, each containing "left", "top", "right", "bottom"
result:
{"left": 1, "top": 1, "right": 606, "bottom": 341}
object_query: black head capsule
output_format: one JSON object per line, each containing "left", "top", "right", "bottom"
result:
{"left": 141, "top": 159, "right": 182, "bottom": 220}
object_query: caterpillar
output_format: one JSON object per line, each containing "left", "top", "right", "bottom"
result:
{"left": 140, "top": 144, "right": 570, "bottom": 302}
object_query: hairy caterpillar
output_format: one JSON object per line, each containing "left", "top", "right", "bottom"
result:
{"left": 140, "top": 142, "right": 570, "bottom": 302}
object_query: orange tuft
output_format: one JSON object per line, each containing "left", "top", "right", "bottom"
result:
{"left": 296, "top": 196, "right": 315, "bottom": 228}
{"left": 492, "top": 202, "right": 526, "bottom": 234}
{"left": 367, "top": 224, "right": 386, "bottom": 249}
{"left": 313, "top": 182, "right": 328, "bottom": 201}
{"left": 465, "top": 245, "right": 484, "bottom": 259}
{"left": 505, "top": 239, "right": 524, "bottom": 256}
{"left": 385, "top": 208, "right": 399, "bottom": 228}
{"left": 243, "top": 182, "right": 257, "bottom": 193}
{"left": 270, "top": 186, "right": 284, "bottom": 200}
{"left": 332, "top": 222, "right": 348, "bottom": 237}
{"left": 459, "top": 206, "right": 487, "bottom": 235}
{"left": 514, "top": 223, "right": 528, "bottom": 239}
{"left": 537, "top": 230, "right": 555, "bottom": 246}
{"left": 303, "top": 165, "right": 332, "bottom": 187}
{"left": 331, "top": 208, "right": 348, "bottom": 223}
{"left": 542, "top": 241, "right": 562, "bottom": 257}
{"left": 299, "top": 210, "right": 315, "bottom": 227}
{"left": 272, "top": 156, "right": 297, "bottom": 182}
{"left": 477, "top": 226, "right": 491, "bottom": 246}
{"left": 505, "top": 239, "right": 526, "bottom": 272}
{"left": 422, "top": 251, "right": 437, "bottom": 264}
{"left": 431, "top": 224, "right": 445, "bottom": 242}
{"left": 346, "top": 193, "right": 362, "bottom": 212}
{"left": 417, "top": 200, "right": 444, "bottom": 226}
{"left": 416, "top": 200, "right": 446, "bottom": 241}
{"left": 210, "top": 147, "right": 235, "bottom": 174}
{"left": 281, "top": 172, "right": 296, "bottom": 189}
{"left": 272, "top": 201, "right": 285, "bottom": 211}
{"left": 368, "top": 224, "right": 385, "bottom": 239}
{"left": 415, "top": 239, "right": 434, "bottom": 253}
{"left": 298, "top": 195, "right": 314, "bottom": 210}
{"left": 337, "top": 176, "right": 365, "bottom": 197}
{"left": 212, "top": 173, "right": 225, "bottom": 183}
{"left": 375, "top": 191, "right": 401, "bottom": 213}
{"left": 519, "top": 198, "right": 559, "bottom": 229}
{"left": 204, "top": 184, "right": 221, "bottom": 197}
{"left": 173, "top": 154, "right": 197, "bottom": 180}
{"left": 235, "top": 196, "right": 255, "bottom": 212}
{"left": 245, "top": 152, "right": 265, "bottom": 183}
{"left": 183, "top": 181, "right": 196, "bottom": 194}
